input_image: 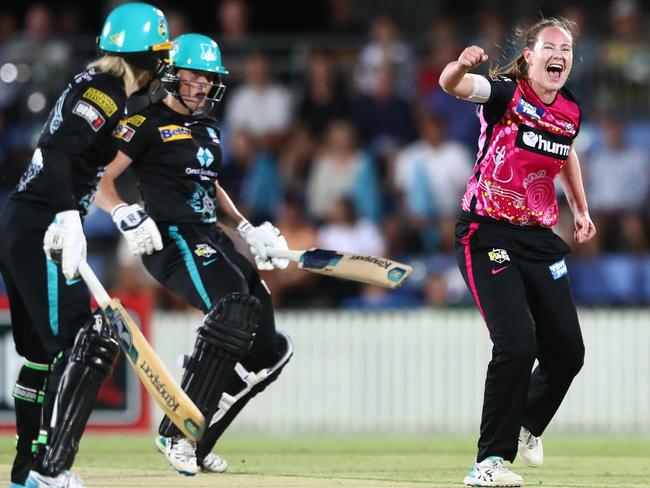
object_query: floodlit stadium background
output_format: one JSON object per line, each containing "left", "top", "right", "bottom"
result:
{"left": 0, "top": 0, "right": 649, "bottom": 435}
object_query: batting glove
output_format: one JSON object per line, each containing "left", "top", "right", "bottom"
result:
{"left": 43, "top": 210, "right": 87, "bottom": 280}
{"left": 237, "top": 220, "right": 289, "bottom": 270}
{"left": 112, "top": 203, "right": 163, "bottom": 256}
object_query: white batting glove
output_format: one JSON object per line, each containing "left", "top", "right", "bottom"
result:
{"left": 237, "top": 220, "right": 289, "bottom": 270}
{"left": 112, "top": 203, "right": 163, "bottom": 256}
{"left": 43, "top": 210, "right": 87, "bottom": 280}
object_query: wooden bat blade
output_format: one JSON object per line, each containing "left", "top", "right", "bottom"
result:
{"left": 297, "top": 249, "right": 412, "bottom": 289}
{"left": 104, "top": 299, "right": 205, "bottom": 441}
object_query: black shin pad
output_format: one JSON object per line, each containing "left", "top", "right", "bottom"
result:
{"left": 159, "top": 293, "right": 261, "bottom": 438}
{"left": 35, "top": 310, "right": 119, "bottom": 477}
{"left": 196, "top": 330, "right": 293, "bottom": 461}
{"left": 11, "top": 361, "right": 49, "bottom": 484}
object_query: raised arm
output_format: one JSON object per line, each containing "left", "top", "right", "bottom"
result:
{"left": 559, "top": 148, "right": 596, "bottom": 244}
{"left": 439, "top": 45, "right": 490, "bottom": 101}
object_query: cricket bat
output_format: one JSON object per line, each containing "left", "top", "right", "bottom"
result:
{"left": 78, "top": 261, "right": 205, "bottom": 441}
{"left": 266, "top": 248, "right": 412, "bottom": 289}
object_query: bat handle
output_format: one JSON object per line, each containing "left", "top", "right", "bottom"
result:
{"left": 78, "top": 261, "right": 111, "bottom": 308}
{"left": 266, "top": 248, "right": 304, "bottom": 262}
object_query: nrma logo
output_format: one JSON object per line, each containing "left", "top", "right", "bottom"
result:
{"left": 516, "top": 98, "right": 544, "bottom": 120}
{"left": 515, "top": 125, "right": 571, "bottom": 160}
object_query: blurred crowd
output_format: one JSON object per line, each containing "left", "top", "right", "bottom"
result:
{"left": 1, "top": 0, "right": 650, "bottom": 308}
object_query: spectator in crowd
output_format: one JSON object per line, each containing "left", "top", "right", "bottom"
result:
{"left": 277, "top": 123, "right": 317, "bottom": 198}
{"left": 306, "top": 119, "right": 380, "bottom": 222}
{"left": 393, "top": 109, "right": 472, "bottom": 251}
{"left": 216, "top": 0, "right": 253, "bottom": 86}
{"left": 417, "top": 17, "right": 461, "bottom": 99}
{"left": 356, "top": 15, "right": 416, "bottom": 102}
{"left": 584, "top": 115, "right": 650, "bottom": 252}
{"left": 261, "top": 192, "right": 320, "bottom": 307}
{"left": 225, "top": 53, "right": 293, "bottom": 152}
{"left": 317, "top": 197, "right": 386, "bottom": 305}
{"left": 297, "top": 49, "right": 350, "bottom": 138}
{"left": 353, "top": 63, "right": 416, "bottom": 157}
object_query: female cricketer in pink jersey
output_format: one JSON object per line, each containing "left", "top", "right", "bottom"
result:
{"left": 439, "top": 17, "right": 595, "bottom": 487}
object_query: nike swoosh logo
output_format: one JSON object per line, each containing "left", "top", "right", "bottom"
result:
{"left": 203, "top": 259, "right": 217, "bottom": 266}
{"left": 491, "top": 266, "right": 508, "bottom": 275}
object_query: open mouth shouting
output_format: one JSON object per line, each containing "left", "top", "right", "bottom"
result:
{"left": 546, "top": 62, "right": 564, "bottom": 82}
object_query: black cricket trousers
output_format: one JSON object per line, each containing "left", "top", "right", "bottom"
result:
{"left": 454, "top": 213, "right": 584, "bottom": 463}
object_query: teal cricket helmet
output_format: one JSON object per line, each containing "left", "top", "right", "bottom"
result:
{"left": 98, "top": 2, "right": 172, "bottom": 54}
{"left": 162, "top": 33, "right": 229, "bottom": 113}
{"left": 170, "top": 34, "right": 229, "bottom": 75}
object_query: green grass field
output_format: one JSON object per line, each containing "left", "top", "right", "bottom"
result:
{"left": 1, "top": 435, "right": 649, "bottom": 487}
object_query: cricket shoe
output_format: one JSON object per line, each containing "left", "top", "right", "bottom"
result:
{"left": 157, "top": 436, "right": 198, "bottom": 476}
{"left": 199, "top": 452, "right": 228, "bottom": 473}
{"left": 517, "top": 426, "right": 543, "bottom": 467}
{"left": 156, "top": 435, "right": 228, "bottom": 474}
{"left": 25, "top": 470, "right": 85, "bottom": 488}
{"left": 463, "top": 456, "right": 523, "bottom": 487}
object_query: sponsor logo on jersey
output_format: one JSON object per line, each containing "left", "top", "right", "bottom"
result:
{"left": 196, "top": 147, "right": 214, "bottom": 167}
{"left": 158, "top": 124, "right": 192, "bottom": 142}
{"left": 83, "top": 87, "right": 118, "bottom": 116}
{"left": 126, "top": 114, "right": 147, "bottom": 126}
{"left": 549, "top": 258, "right": 567, "bottom": 280}
{"left": 194, "top": 243, "right": 217, "bottom": 258}
{"left": 72, "top": 100, "right": 105, "bottom": 131}
{"left": 516, "top": 98, "right": 544, "bottom": 120}
{"left": 488, "top": 248, "right": 510, "bottom": 264}
{"left": 200, "top": 43, "right": 218, "bottom": 62}
{"left": 113, "top": 121, "right": 135, "bottom": 142}
{"left": 515, "top": 125, "right": 571, "bottom": 160}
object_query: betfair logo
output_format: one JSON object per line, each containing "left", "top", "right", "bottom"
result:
{"left": 158, "top": 125, "right": 192, "bottom": 142}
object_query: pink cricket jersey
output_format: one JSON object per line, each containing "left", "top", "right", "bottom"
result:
{"left": 461, "top": 76, "right": 581, "bottom": 227}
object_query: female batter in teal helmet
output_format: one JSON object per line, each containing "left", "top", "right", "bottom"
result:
{"left": 93, "top": 2, "right": 173, "bottom": 96}
{"left": 94, "top": 31, "right": 292, "bottom": 479}
{"left": 162, "top": 33, "right": 229, "bottom": 115}
{"left": 7, "top": 4, "right": 172, "bottom": 488}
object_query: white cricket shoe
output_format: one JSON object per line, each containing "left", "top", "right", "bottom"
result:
{"left": 517, "top": 426, "right": 543, "bottom": 467}
{"left": 156, "top": 435, "right": 228, "bottom": 474}
{"left": 25, "top": 470, "right": 85, "bottom": 488}
{"left": 199, "top": 452, "right": 229, "bottom": 473}
{"left": 160, "top": 437, "right": 198, "bottom": 476}
{"left": 463, "top": 456, "right": 524, "bottom": 487}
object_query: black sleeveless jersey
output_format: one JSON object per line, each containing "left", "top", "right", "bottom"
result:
{"left": 114, "top": 101, "right": 222, "bottom": 225}
{"left": 11, "top": 68, "right": 127, "bottom": 215}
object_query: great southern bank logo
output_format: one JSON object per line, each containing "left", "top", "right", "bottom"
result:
{"left": 196, "top": 147, "right": 214, "bottom": 167}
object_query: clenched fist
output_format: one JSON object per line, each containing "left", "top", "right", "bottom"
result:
{"left": 458, "top": 45, "right": 488, "bottom": 69}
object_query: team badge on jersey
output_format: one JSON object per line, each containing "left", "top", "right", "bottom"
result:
{"left": 73, "top": 100, "right": 105, "bottom": 131}
{"left": 516, "top": 98, "right": 544, "bottom": 120}
{"left": 126, "top": 114, "right": 147, "bottom": 126}
{"left": 194, "top": 243, "right": 217, "bottom": 258}
{"left": 207, "top": 127, "right": 220, "bottom": 143}
{"left": 488, "top": 249, "right": 510, "bottom": 264}
{"left": 113, "top": 121, "right": 135, "bottom": 141}
{"left": 159, "top": 124, "right": 192, "bottom": 142}
{"left": 83, "top": 87, "right": 118, "bottom": 116}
